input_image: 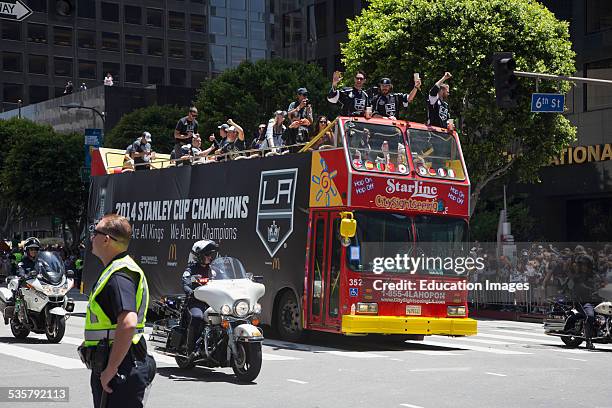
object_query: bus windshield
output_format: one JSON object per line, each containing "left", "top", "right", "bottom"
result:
{"left": 345, "top": 121, "right": 409, "bottom": 174}
{"left": 408, "top": 128, "right": 465, "bottom": 180}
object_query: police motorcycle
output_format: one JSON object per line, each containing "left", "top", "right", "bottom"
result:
{"left": 0, "top": 251, "right": 75, "bottom": 343}
{"left": 150, "top": 256, "right": 265, "bottom": 382}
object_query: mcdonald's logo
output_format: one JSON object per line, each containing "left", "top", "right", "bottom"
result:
{"left": 271, "top": 257, "right": 280, "bottom": 270}
{"left": 168, "top": 244, "right": 177, "bottom": 261}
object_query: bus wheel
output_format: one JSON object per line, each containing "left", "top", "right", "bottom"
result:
{"left": 277, "top": 291, "right": 303, "bottom": 342}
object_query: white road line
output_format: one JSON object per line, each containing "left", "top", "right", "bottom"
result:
{"left": 389, "top": 358, "right": 404, "bottom": 361}
{"left": 435, "top": 336, "right": 515, "bottom": 345}
{"left": 475, "top": 333, "right": 556, "bottom": 344}
{"left": 485, "top": 372, "right": 507, "bottom": 377}
{"left": 0, "top": 343, "right": 84, "bottom": 369}
{"left": 404, "top": 350, "right": 463, "bottom": 356}
{"left": 409, "top": 367, "right": 470, "bottom": 372}
{"left": 567, "top": 358, "right": 588, "bottom": 362}
{"left": 491, "top": 329, "right": 551, "bottom": 338}
{"left": 546, "top": 348, "right": 589, "bottom": 355}
{"left": 262, "top": 354, "right": 301, "bottom": 361}
{"left": 318, "top": 351, "right": 386, "bottom": 358}
{"left": 287, "top": 379, "right": 308, "bottom": 384}
{"left": 400, "top": 403, "right": 424, "bottom": 408}
{"left": 409, "top": 340, "right": 532, "bottom": 355}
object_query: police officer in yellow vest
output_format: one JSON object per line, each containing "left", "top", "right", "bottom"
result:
{"left": 81, "top": 214, "right": 155, "bottom": 408}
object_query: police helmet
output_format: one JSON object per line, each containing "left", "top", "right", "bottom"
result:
{"left": 23, "top": 237, "right": 41, "bottom": 251}
{"left": 189, "top": 240, "right": 219, "bottom": 264}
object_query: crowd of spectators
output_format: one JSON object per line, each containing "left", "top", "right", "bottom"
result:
{"left": 120, "top": 70, "right": 455, "bottom": 169}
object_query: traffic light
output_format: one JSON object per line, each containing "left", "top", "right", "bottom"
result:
{"left": 494, "top": 52, "right": 518, "bottom": 108}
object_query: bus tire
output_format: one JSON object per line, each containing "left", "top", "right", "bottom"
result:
{"left": 276, "top": 291, "right": 303, "bottom": 342}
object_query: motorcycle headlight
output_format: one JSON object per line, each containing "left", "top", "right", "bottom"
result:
{"left": 253, "top": 303, "right": 262, "bottom": 314}
{"left": 220, "top": 304, "right": 232, "bottom": 315}
{"left": 234, "top": 300, "right": 249, "bottom": 317}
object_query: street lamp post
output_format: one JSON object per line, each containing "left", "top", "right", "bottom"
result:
{"left": 59, "top": 103, "right": 105, "bottom": 128}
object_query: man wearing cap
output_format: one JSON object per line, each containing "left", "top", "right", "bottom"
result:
{"left": 218, "top": 119, "right": 246, "bottom": 160}
{"left": 287, "top": 88, "right": 314, "bottom": 150}
{"left": 371, "top": 76, "right": 421, "bottom": 120}
{"left": 126, "top": 132, "right": 155, "bottom": 171}
{"left": 174, "top": 107, "right": 199, "bottom": 158}
{"left": 327, "top": 70, "right": 370, "bottom": 116}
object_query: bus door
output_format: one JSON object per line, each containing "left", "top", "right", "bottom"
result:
{"left": 307, "top": 212, "right": 342, "bottom": 330}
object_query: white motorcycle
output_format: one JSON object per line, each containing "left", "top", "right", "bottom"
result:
{"left": 151, "top": 256, "right": 265, "bottom": 382}
{"left": 0, "top": 251, "right": 75, "bottom": 343}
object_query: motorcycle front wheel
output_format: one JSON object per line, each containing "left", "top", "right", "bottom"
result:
{"left": 45, "top": 316, "right": 66, "bottom": 343}
{"left": 10, "top": 319, "right": 30, "bottom": 339}
{"left": 231, "top": 342, "right": 262, "bottom": 383}
{"left": 561, "top": 335, "right": 583, "bottom": 348}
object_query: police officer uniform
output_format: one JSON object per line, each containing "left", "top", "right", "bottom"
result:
{"left": 83, "top": 253, "right": 155, "bottom": 408}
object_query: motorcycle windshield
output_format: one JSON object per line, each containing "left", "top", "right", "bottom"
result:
{"left": 209, "top": 257, "right": 248, "bottom": 280}
{"left": 35, "top": 251, "right": 65, "bottom": 285}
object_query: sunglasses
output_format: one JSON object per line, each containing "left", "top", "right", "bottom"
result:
{"left": 91, "top": 228, "right": 118, "bottom": 241}
{"left": 355, "top": 77, "right": 365, "bottom": 81}
{"left": 319, "top": 120, "right": 328, "bottom": 124}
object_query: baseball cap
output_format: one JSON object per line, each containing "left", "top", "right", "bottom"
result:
{"left": 297, "top": 87, "right": 308, "bottom": 96}
{"left": 218, "top": 124, "right": 230, "bottom": 130}
{"left": 227, "top": 126, "right": 236, "bottom": 132}
{"left": 142, "top": 131, "right": 152, "bottom": 142}
{"left": 274, "top": 110, "right": 286, "bottom": 117}
{"left": 380, "top": 78, "right": 392, "bottom": 85}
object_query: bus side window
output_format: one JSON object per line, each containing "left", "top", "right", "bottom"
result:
{"left": 311, "top": 218, "right": 325, "bottom": 317}
{"left": 328, "top": 219, "right": 341, "bottom": 318}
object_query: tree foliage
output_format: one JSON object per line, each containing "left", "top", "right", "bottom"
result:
{"left": 195, "top": 59, "right": 332, "bottom": 142}
{"left": 105, "top": 105, "right": 187, "bottom": 154}
{"left": 342, "top": 0, "right": 576, "bottom": 214}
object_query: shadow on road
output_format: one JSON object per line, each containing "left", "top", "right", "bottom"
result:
{"left": 156, "top": 367, "right": 258, "bottom": 385}
{"left": 0, "top": 336, "right": 50, "bottom": 345}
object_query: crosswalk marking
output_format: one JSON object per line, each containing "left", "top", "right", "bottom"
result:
{"left": 475, "top": 333, "right": 557, "bottom": 344}
{"left": 491, "top": 329, "right": 550, "bottom": 338}
{"left": 0, "top": 343, "right": 84, "bottom": 369}
{"left": 404, "top": 350, "right": 463, "bottom": 356}
{"left": 410, "top": 339, "right": 532, "bottom": 355}
{"left": 440, "top": 336, "right": 516, "bottom": 345}
{"left": 318, "top": 350, "right": 386, "bottom": 358}
{"left": 262, "top": 353, "right": 301, "bottom": 361}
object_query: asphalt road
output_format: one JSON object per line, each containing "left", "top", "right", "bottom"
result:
{"left": 0, "top": 301, "right": 611, "bottom": 408}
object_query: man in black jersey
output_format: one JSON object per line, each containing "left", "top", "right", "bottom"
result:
{"left": 371, "top": 77, "right": 422, "bottom": 120}
{"left": 427, "top": 72, "right": 453, "bottom": 130}
{"left": 327, "top": 70, "right": 370, "bottom": 116}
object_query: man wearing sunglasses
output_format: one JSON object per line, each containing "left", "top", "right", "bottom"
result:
{"left": 327, "top": 70, "right": 370, "bottom": 116}
{"left": 174, "top": 107, "right": 200, "bottom": 158}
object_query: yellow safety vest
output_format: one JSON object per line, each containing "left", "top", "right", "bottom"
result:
{"left": 83, "top": 255, "right": 149, "bottom": 347}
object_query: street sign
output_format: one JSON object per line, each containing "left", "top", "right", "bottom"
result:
{"left": 531, "top": 93, "right": 565, "bottom": 113}
{"left": 0, "top": 1, "right": 32, "bottom": 21}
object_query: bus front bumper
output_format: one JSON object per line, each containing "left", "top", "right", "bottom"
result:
{"left": 341, "top": 315, "right": 477, "bottom": 336}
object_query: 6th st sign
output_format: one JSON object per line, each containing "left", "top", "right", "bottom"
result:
{"left": 0, "top": 0, "right": 32, "bottom": 21}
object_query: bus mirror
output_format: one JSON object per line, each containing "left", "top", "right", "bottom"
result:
{"left": 339, "top": 212, "right": 356, "bottom": 239}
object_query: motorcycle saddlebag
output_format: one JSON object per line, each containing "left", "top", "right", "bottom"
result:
{"left": 168, "top": 326, "right": 186, "bottom": 350}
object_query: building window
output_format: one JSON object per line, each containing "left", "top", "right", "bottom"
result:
{"left": 230, "top": 0, "right": 245, "bottom": 10}
{"left": 586, "top": 0, "right": 612, "bottom": 33}
{"left": 231, "top": 46, "right": 246, "bottom": 66}
{"left": 29, "top": 86, "right": 48, "bottom": 104}
{"left": 148, "top": 66, "right": 164, "bottom": 85}
{"left": 101, "top": 2, "right": 119, "bottom": 22}
{"left": 54, "top": 26, "right": 72, "bottom": 47}
{"left": 147, "top": 38, "right": 163, "bottom": 56}
{"left": 211, "top": 45, "right": 227, "bottom": 68}
{"left": 210, "top": 16, "right": 226, "bottom": 35}
{"left": 230, "top": 19, "right": 246, "bottom": 37}
{"left": 54, "top": 57, "right": 73, "bottom": 76}
{"left": 126, "top": 64, "right": 142, "bottom": 83}
{"left": 169, "top": 11, "right": 185, "bottom": 30}
{"left": 125, "top": 35, "right": 142, "bottom": 54}
{"left": 78, "top": 0, "right": 96, "bottom": 18}
{"left": 333, "top": 0, "right": 354, "bottom": 33}
{"left": 147, "top": 8, "right": 163, "bottom": 27}
{"left": 102, "top": 62, "right": 120, "bottom": 81}
{"left": 191, "top": 71, "right": 206, "bottom": 87}
{"left": 168, "top": 40, "right": 185, "bottom": 58}
{"left": 101, "top": 32, "right": 119, "bottom": 52}
{"left": 170, "top": 69, "right": 186, "bottom": 86}
{"left": 586, "top": 59, "right": 612, "bottom": 110}
{"left": 79, "top": 59, "right": 97, "bottom": 79}
{"left": 251, "top": 49, "right": 265, "bottom": 61}
{"left": 3, "top": 83, "right": 23, "bottom": 103}
{"left": 251, "top": 21, "right": 265, "bottom": 40}
{"left": 28, "top": 55, "right": 48, "bottom": 74}
{"left": 78, "top": 30, "right": 96, "bottom": 49}
{"left": 1, "top": 21, "right": 21, "bottom": 41}
{"left": 27, "top": 23, "right": 47, "bottom": 43}
{"left": 124, "top": 5, "right": 141, "bottom": 24}
{"left": 211, "top": 0, "right": 225, "bottom": 6}
{"left": 307, "top": 2, "right": 327, "bottom": 41}
{"left": 251, "top": 0, "right": 264, "bottom": 12}
{"left": 283, "top": 10, "right": 302, "bottom": 47}
{"left": 28, "top": 0, "right": 46, "bottom": 12}
{"left": 2, "top": 52, "right": 22, "bottom": 72}
{"left": 191, "top": 14, "right": 206, "bottom": 32}
{"left": 191, "top": 43, "right": 206, "bottom": 60}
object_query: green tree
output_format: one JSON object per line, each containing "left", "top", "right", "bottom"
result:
{"left": 195, "top": 59, "right": 332, "bottom": 142}
{"left": 0, "top": 119, "right": 86, "bottom": 249}
{"left": 342, "top": 0, "right": 576, "bottom": 214}
{"left": 105, "top": 105, "right": 187, "bottom": 154}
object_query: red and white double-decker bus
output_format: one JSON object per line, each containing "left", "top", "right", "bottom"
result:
{"left": 86, "top": 116, "right": 477, "bottom": 341}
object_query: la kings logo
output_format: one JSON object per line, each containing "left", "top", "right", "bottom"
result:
{"left": 256, "top": 169, "right": 298, "bottom": 257}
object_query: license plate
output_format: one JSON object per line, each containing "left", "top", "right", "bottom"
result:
{"left": 405, "top": 305, "right": 421, "bottom": 316}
